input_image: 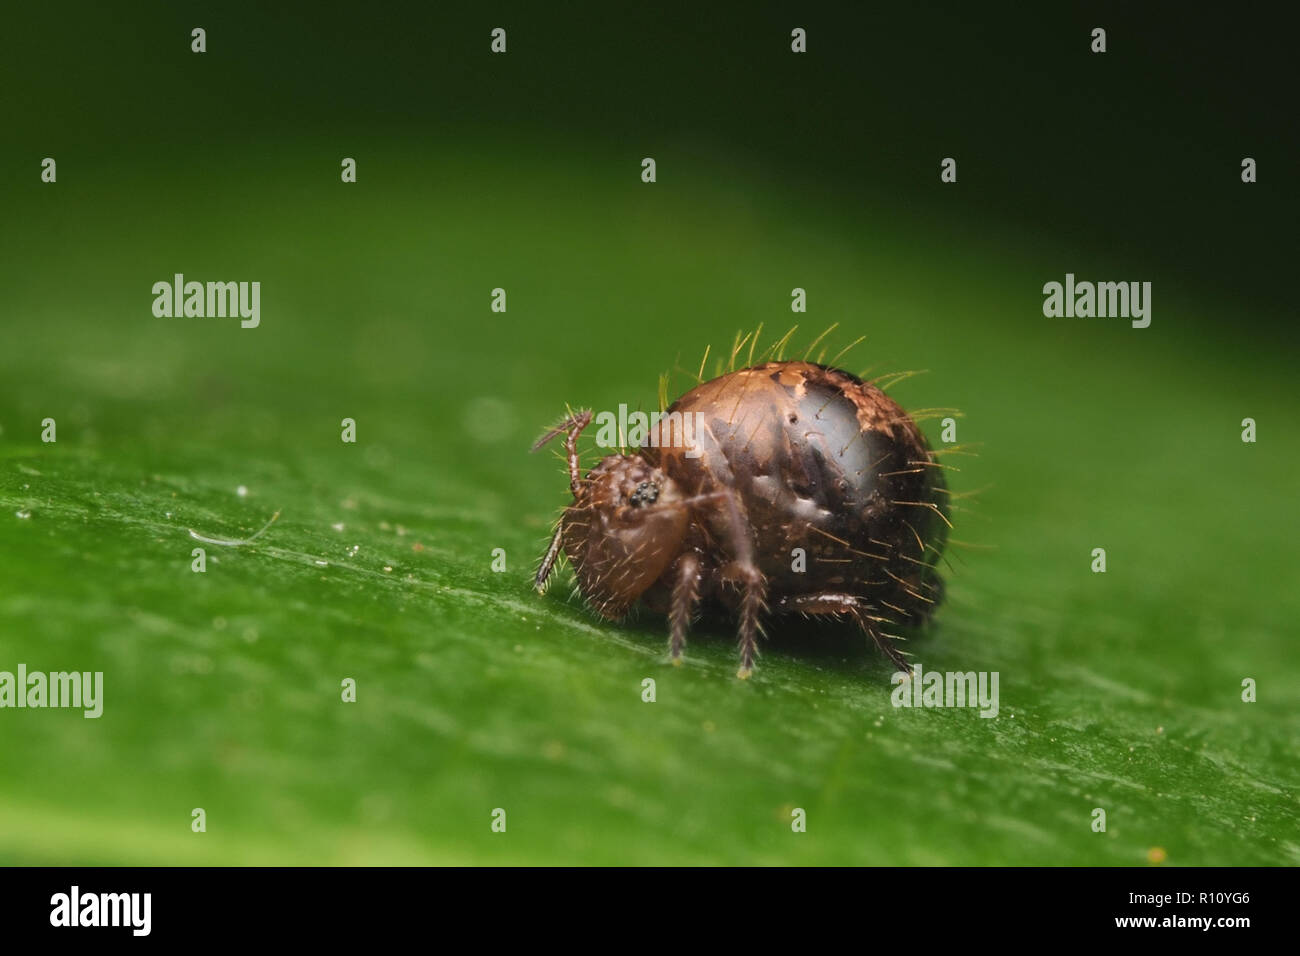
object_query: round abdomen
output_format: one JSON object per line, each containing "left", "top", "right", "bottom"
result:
{"left": 648, "top": 361, "right": 947, "bottom": 623}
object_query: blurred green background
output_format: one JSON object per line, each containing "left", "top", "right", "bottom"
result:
{"left": 1, "top": 2, "right": 1296, "bottom": 865}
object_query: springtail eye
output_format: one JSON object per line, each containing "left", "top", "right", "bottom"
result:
{"left": 629, "top": 481, "right": 660, "bottom": 506}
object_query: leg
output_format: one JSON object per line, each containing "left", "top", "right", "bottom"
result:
{"left": 715, "top": 488, "right": 767, "bottom": 679}
{"left": 734, "top": 568, "right": 765, "bottom": 679}
{"left": 531, "top": 409, "right": 593, "bottom": 591}
{"left": 668, "top": 552, "right": 702, "bottom": 664}
{"left": 781, "top": 592, "right": 912, "bottom": 674}
{"left": 533, "top": 521, "right": 565, "bottom": 593}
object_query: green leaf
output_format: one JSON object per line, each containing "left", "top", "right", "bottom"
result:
{"left": 2, "top": 147, "right": 1296, "bottom": 865}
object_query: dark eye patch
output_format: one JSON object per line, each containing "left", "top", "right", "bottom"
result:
{"left": 628, "top": 480, "right": 659, "bottom": 506}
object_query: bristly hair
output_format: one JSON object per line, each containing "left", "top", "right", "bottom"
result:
{"left": 655, "top": 323, "right": 986, "bottom": 568}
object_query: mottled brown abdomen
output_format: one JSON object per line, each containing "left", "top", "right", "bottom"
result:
{"left": 646, "top": 361, "right": 947, "bottom": 623}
